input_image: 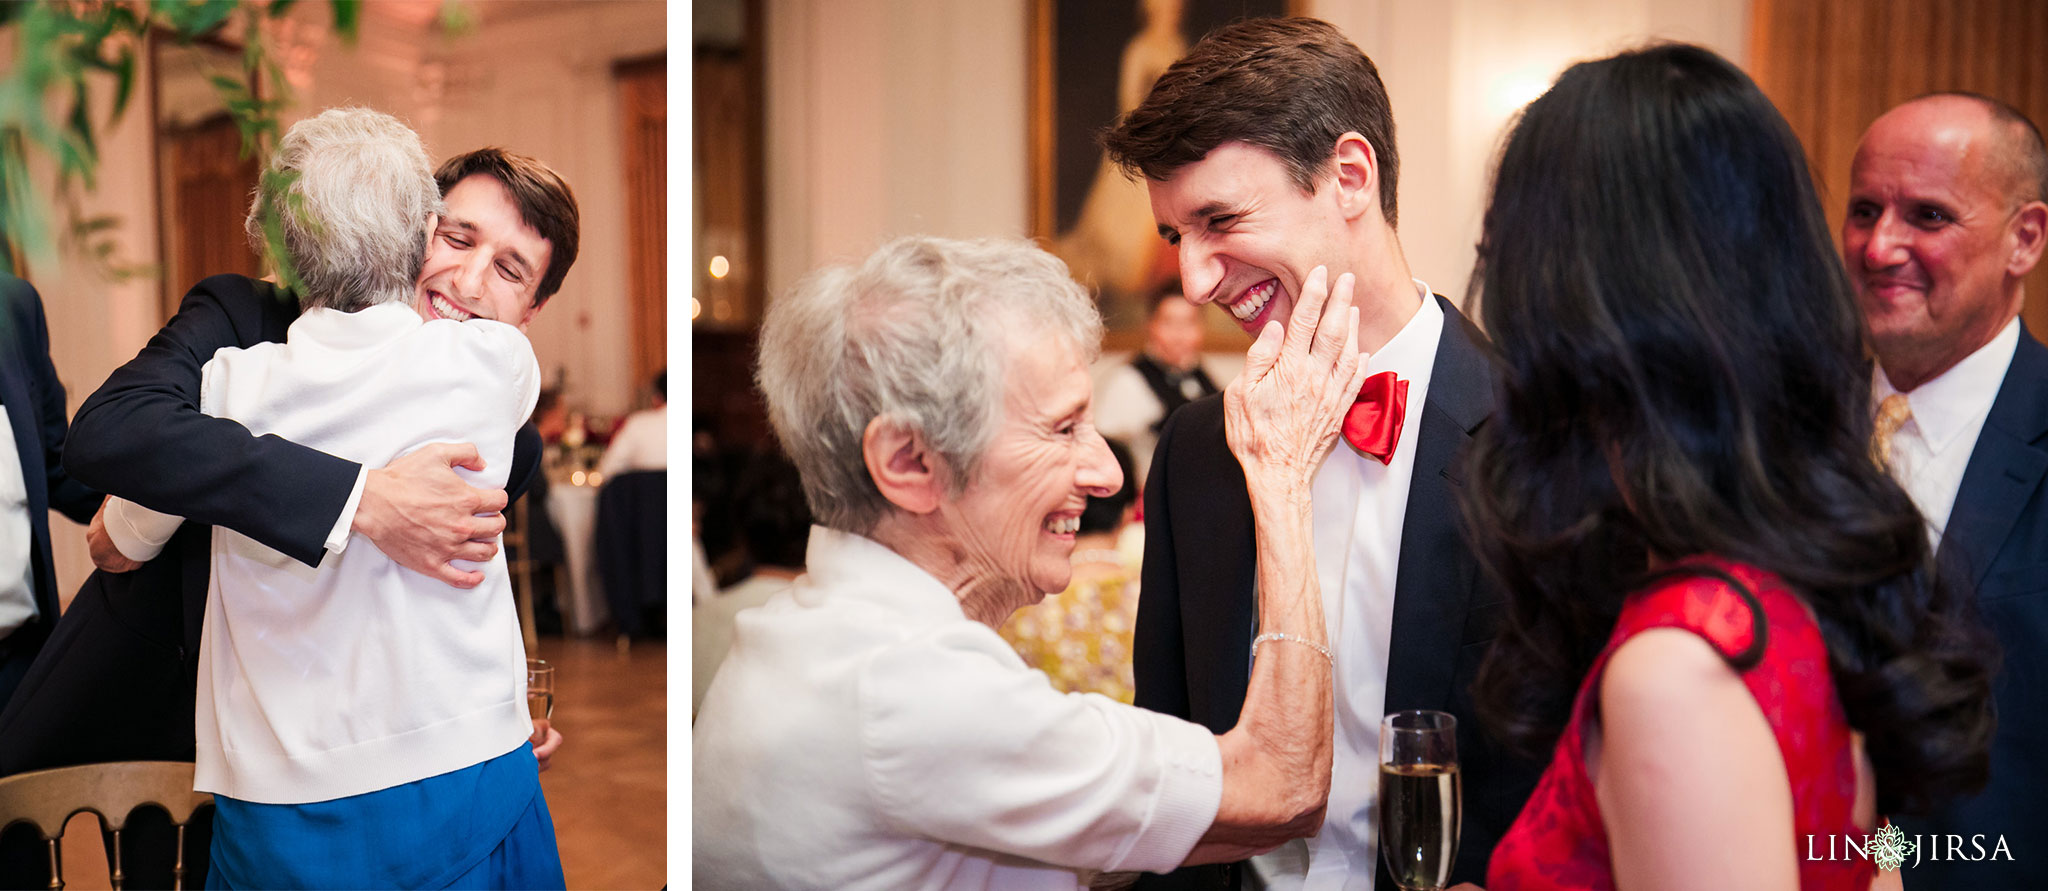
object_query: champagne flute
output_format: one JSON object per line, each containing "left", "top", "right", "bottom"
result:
{"left": 527, "top": 658, "right": 556, "bottom": 738}
{"left": 1380, "top": 710, "right": 1461, "bottom": 891}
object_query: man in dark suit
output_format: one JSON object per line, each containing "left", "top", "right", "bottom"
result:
{"left": 1845, "top": 93, "right": 2048, "bottom": 888}
{"left": 0, "top": 276, "right": 102, "bottom": 712}
{"left": 0, "top": 147, "right": 580, "bottom": 887}
{"left": 1100, "top": 18, "right": 1537, "bottom": 889}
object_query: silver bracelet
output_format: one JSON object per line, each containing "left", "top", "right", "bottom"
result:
{"left": 1251, "top": 632, "right": 1333, "bottom": 663}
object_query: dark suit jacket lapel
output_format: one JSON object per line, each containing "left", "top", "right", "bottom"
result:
{"left": 0, "top": 337, "right": 53, "bottom": 624}
{"left": 1940, "top": 326, "right": 2048, "bottom": 588}
{"left": 1384, "top": 296, "right": 1494, "bottom": 713}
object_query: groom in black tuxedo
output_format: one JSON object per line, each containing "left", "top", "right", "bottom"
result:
{"left": 1103, "top": 18, "right": 1538, "bottom": 889}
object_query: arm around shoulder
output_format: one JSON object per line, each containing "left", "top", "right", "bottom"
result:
{"left": 66, "top": 275, "right": 356, "bottom": 565}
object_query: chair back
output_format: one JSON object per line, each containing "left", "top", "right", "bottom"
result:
{"left": 0, "top": 761, "right": 212, "bottom": 890}
{"left": 596, "top": 469, "right": 668, "bottom": 639}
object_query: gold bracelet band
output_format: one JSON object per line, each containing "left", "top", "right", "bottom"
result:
{"left": 1250, "top": 631, "right": 1333, "bottom": 663}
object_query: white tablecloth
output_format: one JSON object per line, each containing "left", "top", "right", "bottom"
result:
{"left": 548, "top": 482, "right": 607, "bottom": 635}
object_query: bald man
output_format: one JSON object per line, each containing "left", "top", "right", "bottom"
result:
{"left": 1844, "top": 93, "right": 2048, "bottom": 884}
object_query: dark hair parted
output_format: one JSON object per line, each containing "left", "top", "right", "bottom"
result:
{"left": 1101, "top": 17, "right": 1400, "bottom": 226}
{"left": 1461, "top": 43, "right": 1996, "bottom": 816}
{"left": 435, "top": 147, "right": 581, "bottom": 305}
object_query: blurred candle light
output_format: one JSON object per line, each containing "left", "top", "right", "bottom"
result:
{"left": 708, "top": 255, "right": 730, "bottom": 279}
{"left": 691, "top": 297, "right": 703, "bottom": 320}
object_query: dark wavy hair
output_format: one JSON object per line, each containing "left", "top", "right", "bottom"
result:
{"left": 1461, "top": 43, "right": 1996, "bottom": 815}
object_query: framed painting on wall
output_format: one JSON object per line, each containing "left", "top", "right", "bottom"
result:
{"left": 1028, "top": 0, "right": 1296, "bottom": 349}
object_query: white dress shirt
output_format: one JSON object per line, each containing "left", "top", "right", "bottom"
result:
{"left": 597, "top": 404, "right": 667, "bottom": 477}
{"left": 694, "top": 526, "right": 1223, "bottom": 890}
{"left": 0, "top": 408, "right": 35, "bottom": 638}
{"left": 1874, "top": 317, "right": 2019, "bottom": 549}
{"left": 1256, "top": 282, "right": 1444, "bottom": 890}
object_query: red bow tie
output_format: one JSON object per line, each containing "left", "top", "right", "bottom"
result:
{"left": 1342, "top": 371, "right": 1408, "bottom": 464}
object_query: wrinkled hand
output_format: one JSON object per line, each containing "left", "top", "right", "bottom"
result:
{"left": 351, "top": 442, "right": 509, "bottom": 588}
{"left": 1224, "top": 266, "right": 1369, "bottom": 501}
{"left": 531, "top": 719, "right": 562, "bottom": 772}
{"left": 87, "top": 503, "right": 144, "bottom": 573}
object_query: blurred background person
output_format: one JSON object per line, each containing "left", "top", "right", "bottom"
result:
{"left": 1466, "top": 44, "right": 1996, "bottom": 889}
{"left": 692, "top": 448, "right": 812, "bottom": 717}
{"left": 0, "top": 275, "right": 100, "bottom": 712}
{"left": 598, "top": 368, "right": 666, "bottom": 480}
{"left": 597, "top": 368, "right": 668, "bottom": 642}
{"left": 998, "top": 437, "right": 1141, "bottom": 702}
{"left": 1096, "top": 290, "right": 1218, "bottom": 490}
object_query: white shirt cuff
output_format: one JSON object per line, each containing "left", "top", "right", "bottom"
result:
{"left": 103, "top": 497, "right": 183, "bottom": 563}
{"left": 326, "top": 466, "right": 369, "bottom": 555}
{"left": 1110, "top": 717, "right": 1226, "bottom": 873}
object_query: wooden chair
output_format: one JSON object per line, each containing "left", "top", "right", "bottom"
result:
{"left": 507, "top": 495, "right": 540, "bottom": 654}
{"left": 0, "top": 761, "right": 212, "bottom": 890}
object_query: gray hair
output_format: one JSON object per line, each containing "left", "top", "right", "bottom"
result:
{"left": 756, "top": 235, "right": 1104, "bottom": 533}
{"left": 246, "top": 107, "right": 441, "bottom": 312}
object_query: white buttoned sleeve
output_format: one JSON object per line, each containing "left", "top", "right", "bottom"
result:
{"left": 858, "top": 622, "right": 1223, "bottom": 874}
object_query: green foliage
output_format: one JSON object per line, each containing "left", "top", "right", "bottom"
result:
{"left": 0, "top": 0, "right": 369, "bottom": 282}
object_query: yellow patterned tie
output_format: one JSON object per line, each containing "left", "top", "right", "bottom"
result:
{"left": 1872, "top": 394, "right": 1912, "bottom": 469}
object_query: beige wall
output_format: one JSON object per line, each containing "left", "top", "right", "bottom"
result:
{"left": 765, "top": 0, "right": 1031, "bottom": 298}
{"left": 762, "top": 0, "right": 1748, "bottom": 304}
{"left": 23, "top": 1, "right": 667, "bottom": 600}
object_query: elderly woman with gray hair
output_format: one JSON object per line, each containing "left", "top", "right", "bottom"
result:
{"left": 695, "top": 235, "right": 1369, "bottom": 888}
{"left": 95, "top": 107, "right": 561, "bottom": 888}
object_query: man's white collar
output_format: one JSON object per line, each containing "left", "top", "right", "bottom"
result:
{"left": 1874, "top": 316, "right": 2020, "bottom": 455}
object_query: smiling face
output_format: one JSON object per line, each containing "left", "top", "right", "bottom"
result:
{"left": 941, "top": 332, "right": 1123, "bottom": 603}
{"left": 1843, "top": 99, "right": 2029, "bottom": 389}
{"left": 1148, "top": 141, "right": 1350, "bottom": 336}
{"left": 415, "top": 174, "right": 554, "bottom": 329}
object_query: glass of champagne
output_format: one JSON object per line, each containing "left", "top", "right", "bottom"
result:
{"left": 527, "top": 658, "right": 556, "bottom": 744}
{"left": 1380, "top": 710, "right": 1461, "bottom": 891}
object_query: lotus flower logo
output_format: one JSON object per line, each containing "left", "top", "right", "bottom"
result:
{"left": 1869, "top": 823, "right": 1917, "bottom": 872}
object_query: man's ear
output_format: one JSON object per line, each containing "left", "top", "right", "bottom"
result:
{"left": 1330, "top": 132, "right": 1380, "bottom": 222}
{"left": 863, "top": 416, "right": 943, "bottom": 515}
{"left": 2009, "top": 199, "right": 2047, "bottom": 278}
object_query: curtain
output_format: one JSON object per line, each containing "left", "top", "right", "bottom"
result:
{"left": 1750, "top": 0, "right": 2048, "bottom": 332}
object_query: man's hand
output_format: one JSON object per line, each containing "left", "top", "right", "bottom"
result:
{"left": 531, "top": 719, "right": 562, "bottom": 772}
{"left": 352, "top": 442, "right": 509, "bottom": 588}
{"left": 87, "top": 503, "right": 145, "bottom": 573}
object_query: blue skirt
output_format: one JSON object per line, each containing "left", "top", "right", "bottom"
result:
{"left": 206, "top": 742, "right": 565, "bottom": 890}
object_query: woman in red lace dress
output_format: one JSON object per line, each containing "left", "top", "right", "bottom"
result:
{"left": 1456, "top": 44, "right": 1997, "bottom": 890}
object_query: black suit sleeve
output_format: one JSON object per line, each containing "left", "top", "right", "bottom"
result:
{"left": 1133, "top": 403, "right": 1192, "bottom": 720}
{"left": 508, "top": 422, "right": 541, "bottom": 503}
{"left": 3, "top": 279, "right": 100, "bottom": 524}
{"left": 64, "top": 276, "right": 357, "bottom": 567}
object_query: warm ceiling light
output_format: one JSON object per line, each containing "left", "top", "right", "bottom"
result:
{"left": 709, "top": 255, "right": 731, "bottom": 279}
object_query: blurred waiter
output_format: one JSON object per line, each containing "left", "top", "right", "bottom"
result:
{"left": 1845, "top": 93, "right": 2048, "bottom": 886}
{"left": 0, "top": 274, "right": 101, "bottom": 711}
{"left": 1095, "top": 290, "right": 1218, "bottom": 489}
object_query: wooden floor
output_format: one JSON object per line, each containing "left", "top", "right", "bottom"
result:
{"left": 538, "top": 634, "right": 669, "bottom": 889}
{"left": 56, "top": 634, "right": 669, "bottom": 889}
